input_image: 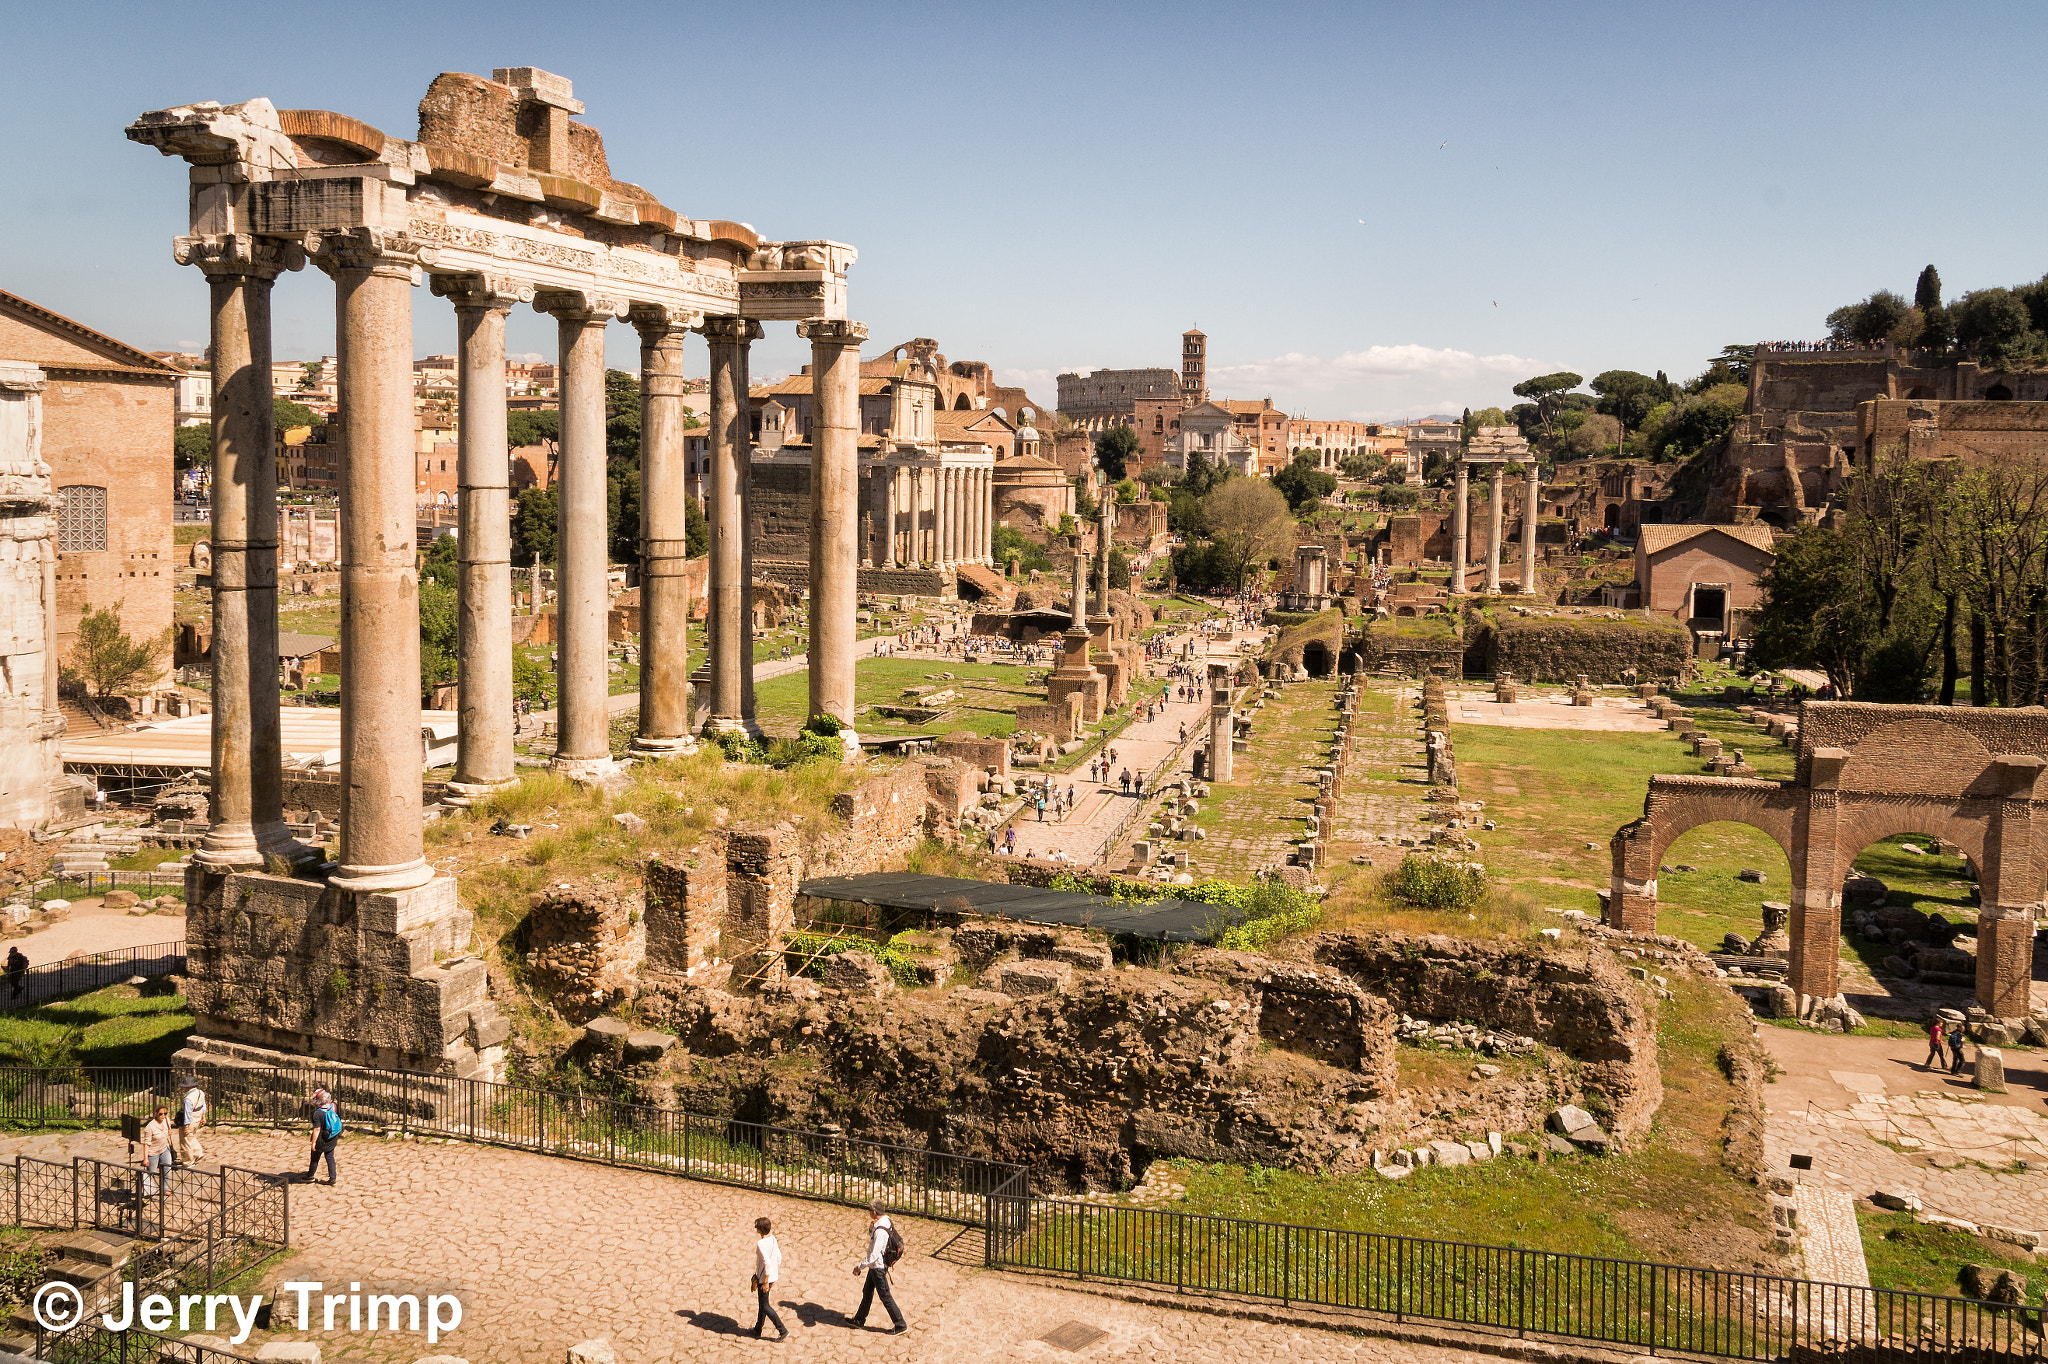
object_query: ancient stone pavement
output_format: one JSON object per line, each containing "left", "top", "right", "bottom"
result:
{"left": 0, "top": 1128, "right": 1596, "bottom": 1364}
{"left": 1758, "top": 1028, "right": 2048, "bottom": 1237}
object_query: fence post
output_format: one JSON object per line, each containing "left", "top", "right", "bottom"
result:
{"left": 1176, "top": 1211, "right": 1184, "bottom": 1293}
{"left": 400, "top": 1072, "right": 410, "bottom": 1137}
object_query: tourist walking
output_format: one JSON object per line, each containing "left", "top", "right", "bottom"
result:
{"left": 751, "top": 1216, "right": 788, "bottom": 1340}
{"left": 5, "top": 945, "right": 26, "bottom": 1001}
{"left": 174, "top": 1075, "right": 208, "bottom": 1166}
{"left": 1948, "top": 1025, "right": 1968, "bottom": 1075}
{"left": 1119, "top": 767, "right": 1133, "bottom": 795}
{"left": 304, "top": 1088, "right": 341, "bottom": 1185}
{"left": 139, "top": 1105, "right": 173, "bottom": 1195}
{"left": 1004, "top": 827, "right": 1016, "bottom": 856}
{"left": 848, "top": 1199, "right": 906, "bottom": 1332}
{"left": 1925, "top": 1018, "right": 1946, "bottom": 1071}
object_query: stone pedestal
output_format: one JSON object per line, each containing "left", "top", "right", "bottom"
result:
{"left": 1977, "top": 906, "right": 2036, "bottom": 1019}
{"left": 1048, "top": 628, "right": 1106, "bottom": 723}
{"left": 182, "top": 867, "right": 506, "bottom": 1079}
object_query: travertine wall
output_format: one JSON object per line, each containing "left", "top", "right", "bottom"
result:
{"left": 0, "top": 364, "right": 59, "bottom": 828}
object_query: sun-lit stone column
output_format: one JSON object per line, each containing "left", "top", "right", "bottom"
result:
{"left": 702, "top": 317, "right": 761, "bottom": 735}
{"left": 1485, "top": 465, "right": 1504, "bottom": 595}
{"left": 179, "top": 233, "right": 311, "bottom": 871}
{"left": 980, "top": 465, "right": 992, "bottom": 563}
{"left": 1096, "top": 496, "right": 1114, "bottom": 619}
{"left": 1451, "top": 460, "right": 1469, "bottom": 593}
{"left": 535, "top": 290, "right": 621, "bottom": 780}
{"left": 433, "top": 274, "right": 531, "bottom": 798}
{"left": 942, "top": 466, "right": 958, "bottom": 566}
{"left": 799, "top": 317, "right": 866, "bottom": 742}
{"left": 1208, "top": 661, "right": 1235, "bottom": 782}
{"left": 631, "top": 304, "right": 701, "bottom": 755}
{"left": 310, "top": 229, "right": 435, "bottom": 892}
{"left": 1520, "top": 466, "right": 1539, "bottom": 595}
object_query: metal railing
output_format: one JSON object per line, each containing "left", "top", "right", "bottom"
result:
{"left": 0, "top": 941, "right": 186, "bottom": 1011}
{"left": 0, "top": 1065, "right": 1024, "bottom": 1229}
{"left": 990, "top": 1197, "right": 2044, "bottom": 1361}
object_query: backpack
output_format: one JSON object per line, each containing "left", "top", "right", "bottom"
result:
{"left": 317, "top": 1106, "right": 343, "bottom": 1141}
{"left": 882, "top": 1222, "right": 905, "bottom": 1268}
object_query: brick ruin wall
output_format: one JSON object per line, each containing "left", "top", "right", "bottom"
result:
{"left": 1482, "top": 616, "right": 1694, "bottom": 684}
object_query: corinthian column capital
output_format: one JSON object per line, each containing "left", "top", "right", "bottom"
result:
{"left": 796, "top": 317, "right": 868, "bottom": 348}
{"left": 701, "top": 315, "right": 764, "bottom": 345}
{"left": 173, "top": 232, "right": 304, "bottom": 280}
{"left": 430, "top": 272, "right": 535, "bottom": 314}
{"left": 628, "top": 302, "right": 703, "bottom": 341}
{"left": 305, "top": 227, "right": 439, "bottom": 279}
{"left": 533, "top": 289, "right": 627, "bottom": 322}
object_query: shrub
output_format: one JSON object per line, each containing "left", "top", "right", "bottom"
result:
{"left": 785, "top": 930, "right": 927, "bottom": 988}
{"left": 1389, "top": 853, "right": 1487, "bottom": 910}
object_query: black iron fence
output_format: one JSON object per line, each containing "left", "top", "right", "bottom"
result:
{"left": 990, "top": 1197, "right": 2045, "bottom": 1361}
{"left": 0, "top": 940, "right": 186, "bottom": 1010}
{"left": 0, "top": 1065, "right": 1023, "bottom": 1228}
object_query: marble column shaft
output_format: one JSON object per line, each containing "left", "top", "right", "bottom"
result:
{"left": 1485, "top": 466, "right": 1504, "bottom": 594}
{"left": 632, "top": 306, "right": 698, "bottom": 750}
{"left": 1208, "top": 663, "right": 1235, "bottom": 782}
{"left": 703, "top": 317, "right": 760, "bottom": 733}
{"left": 801, "top": 317, "right": 865, "bottom": 729}
{"left": 1070, "top": 550, "right": 1087, "bottom": 629}
{"left": 313, "top": 231, "right": 432, "bottom": 892}
{"left": 538, "top": 292, "right": 617, "bottom": 775}
{"left": 1520, "top": 469, "right": 1539, "bottom": 595}
{"left": 1451, "top": 461, "right": 1469, "bottom": 592}
{"left": 184, "top": 235, "right": 302, "bottom": 870}
{"left": 436, "top": 275, "right": 529, "bottom": 793}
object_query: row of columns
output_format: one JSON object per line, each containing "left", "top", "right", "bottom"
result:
{"left": 1449, "top": 461, "right": 1540, "bottom": 596}
{"left": 867, "top": 462, "right": 992, "bottom": 569}
{"left": 185, "top": 225, "right": 865, "bottom": 897}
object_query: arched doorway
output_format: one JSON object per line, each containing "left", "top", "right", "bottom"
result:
{"left": 1603, "top": 503, "right": 1620, "bottom": 530}
{"left": 1985, "top": 384, "right": 2014, "bottom": 401}
{"left": 1654, "top": 821, "right": 1795, "bottom": 955}
{"left": 1302, "top": 641, "right": 1332, "bottom": 677}
{"left": 1842, "top": 832, "right": 1979, "bottom": 979}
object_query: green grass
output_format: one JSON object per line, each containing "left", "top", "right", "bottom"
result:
{"left": 751, "top": 655, "right": 1046, "bottom": 740}
{"left": 0, "top": 985, "right": 194, "bottom": 1069}
{"left": 1858, "top": 1207, "right": 2043, "bottom": 1304}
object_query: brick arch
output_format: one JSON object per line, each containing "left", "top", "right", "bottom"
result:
{"left": 1830, "top": 798, "right": 1990, "bottom": 874}
{"left": 1609, "top": 778, "right": 1801, "bottom": 939}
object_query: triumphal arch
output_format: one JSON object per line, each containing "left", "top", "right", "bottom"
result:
{"left": 1609, "top": 703, "right": 2039, "bottom": 1022}
{"left": 126, "top": 68, "right": 859, "bottom": 1079}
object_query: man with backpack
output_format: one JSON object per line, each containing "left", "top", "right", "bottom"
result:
{"left": 173, "top": 1076, "right": 207, "bottom": 1167}
{"left": 848, "top": 1198, "right": 905, "bottom": 1333}
{"left": 304, "top": 1088, "right": 341, "bottom": 1185}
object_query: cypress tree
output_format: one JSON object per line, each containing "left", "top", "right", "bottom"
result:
{"left": 1914, "top": 264, "right": 1942, "bottom": 312}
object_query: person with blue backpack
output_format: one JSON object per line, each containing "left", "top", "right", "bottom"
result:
{"left": 304, "top": 1087, "right": 342, "bottom": 1185}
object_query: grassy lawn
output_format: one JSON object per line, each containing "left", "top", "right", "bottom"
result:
{"left": 1858, "top": 1206, "right": 2043, "bottom": 1304}
{"left": 0, "top": 985, "right": 194, "bottom": 1069}
{"left": 752, "top": 656, "right": 1045, "bottom": 741}
{"left": 1157, "top": 972, "right": 1775, "bottom": 1271}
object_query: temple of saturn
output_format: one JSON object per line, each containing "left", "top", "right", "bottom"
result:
{"left": 1448, "top": 427, "right": 1540, "bottom": 595}
{"left": 126, "top": 68, "right": 861, "bottom": 1078}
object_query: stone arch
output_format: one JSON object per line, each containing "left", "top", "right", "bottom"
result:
{"left": 1603, "top": 503, "right": 1620, "bottom": 530}
{"left": 1832, "top": 799, "right": 1989, "bottom": 875}
{"left": 1986, "top": 383, "right": 2014, "bottom": 401}
{"left": 1302, "top": 640, "right": 1332, "bottom": 677}
{"left": 1610, "top": 778, "right": 1801, "bottom": 934}
{"left": 953, "top": 393, "right": 971, "bottom": 410}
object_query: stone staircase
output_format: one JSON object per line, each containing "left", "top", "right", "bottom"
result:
{"left": 49, "top": 830, "right": 145, "bottom": 880}
{"left": 55, "top": 696, "right": 110, "bottom": 739}
{"left": 0, "top": 1228, "right": 135, "bottom": 1354}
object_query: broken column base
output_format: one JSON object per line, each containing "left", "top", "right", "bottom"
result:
{"left": 442, "top": 777, "right": 521, "bottom": 806}
{"left": 183, "top": 867, "right": 508, "bottom": 1081}
{"left": 550, "top": 753, "right": 617, "bottom": 784}
{"left": 628, "top": 735, "right": 700, "bottom": 759}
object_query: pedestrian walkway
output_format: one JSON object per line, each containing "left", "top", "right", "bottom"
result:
{"left": 0, "top": 1127, "right": 1545, "bottom": 1363}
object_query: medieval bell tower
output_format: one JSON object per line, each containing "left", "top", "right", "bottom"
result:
{"left": 1181, "top": 328, "right": 1207, "bottom": 409}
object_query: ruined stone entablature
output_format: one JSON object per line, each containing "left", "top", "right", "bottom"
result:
{"left": 1609, "top": 702, "right": 2043, "bottom": 1021}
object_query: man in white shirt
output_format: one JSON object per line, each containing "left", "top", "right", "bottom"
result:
{"left": 751, "top": 1216, "right": 788, "bottom": 1341}
{"left": 173, "top": 1077, "right": 207, "bottom": 1166}
{"left": 848, "top": 1199, "right": 905, "bottom": 1333}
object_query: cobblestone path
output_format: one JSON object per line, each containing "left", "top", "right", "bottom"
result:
{"left": 0, "top": 1128, "right": 1531, "bottom": 1364}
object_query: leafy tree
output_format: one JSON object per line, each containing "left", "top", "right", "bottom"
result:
{"left": 1093, "top": 425, "right": 1141, "bottom": 481}
{"left": 1167, "top": 489, "right": 1207, "bottom": 537}
{"left": 506, "top": 409, "right": 560, "bottom": 450}
{"left": 1560, "top": 412, "right": 1621, "bottom": 459}
{"left": 1270, "top": 452, "right": 1338, "bottom": 511}
{"left": 1339, "top": 450, "right": 1387, "bottom": 480}
{"left": 1510, "top": 372, "right": 1585, "bottom": 445}
{"left": 64, "top": 601, "right": 169, "bottom": 698}
{"left": 1073, "top": 478, "right": 1097, "bottom": 522}
{"left": 1589, "top": 370, "right": 1670, "bottom": 446}
{"left": 1825, "top": 290, "right": 1910, "bottom": 347}
{"left": 1465, "top": 406, "right": 1511, "bottom": 428}
{"left": 1114, "top": 477, "right": 1140, "bottom": 505}
{"left": 418, "top": 577, "right": 459, "bottom": 703}
{"left": 1136, "top": 463, "right": 1178, "bottom": 489}
{"left": 173, "top": 426, "right": 211, "bottom": 472}
{"left": 992, "top": 523, "right": 1054, "bottom": 574}
{"left": 420, "top": 532, "right": 458, "bottom": 585}
{"left": 1749, "top": 526, "right": 1875, "bottom": 698}
{"left": 1201, "top": 478, "right": 1295, "bottom": 592}
{"left": 1954, "top": 287, "right": 2035, "bottom": 367}
{"left": 1647, "top": 387, "right": 1746, "bottom": 464}
{"left": 685, "top": 494, "right": 708, "bottom": 558}
{"left": 512, "top": 486, "right": 557, "bottom": 566}
{"left": 513, "top": 653, "right": 553, "bottom": 707}
{"left": 273, "top": 398, "right": 317, "bottom": 432}
{"left": 1376, "top": 483, "right": 1421, "bottom": 509}
{"left": 1181, "top": 449, "right": 1225, "bottom": 499}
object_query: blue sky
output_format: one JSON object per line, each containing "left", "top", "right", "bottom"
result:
{"left": 7, "top": 1, "right": 2045, "bottom": 421}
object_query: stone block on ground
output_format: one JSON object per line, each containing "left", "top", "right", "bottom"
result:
{"left": 815, "top": 950, "right": 894, "bottom": 997}
{"left": 1547, "top": 1105, "right": 1597, "bottom": 1137}
{"left": 1961, "top": 1265, "right": 2028, "bottom": 1306}
{"left": 1427, "top": 1139, "right": 1470, "bottom": 1167}
{"left": 1974, "top": 1046, "right": 2006, "bottom": 1093}
{"left": 623, "top": 1030, "right": 678, "bottom": 1061}
{"left": 582, "top": 1017, "right": 630, "bottom": 1044}
{"left": 1871, "top": 1189, "right": 1921, "bottom": 1212}
{"left": 102, "top": 889, "right": 138, "bottom": 909}
{"left": 994, "top": 958, "right": 1073, "bottom": 998}
{"left": 565, "top": 1344, "right": 618, "bottom": 1364}
{"left": 1050, "top": 942, "right": 1112, "bottom": 971}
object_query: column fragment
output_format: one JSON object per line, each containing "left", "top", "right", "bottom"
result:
{"left": 1451, "top": 461, "right": 1469, "bottom": 593}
